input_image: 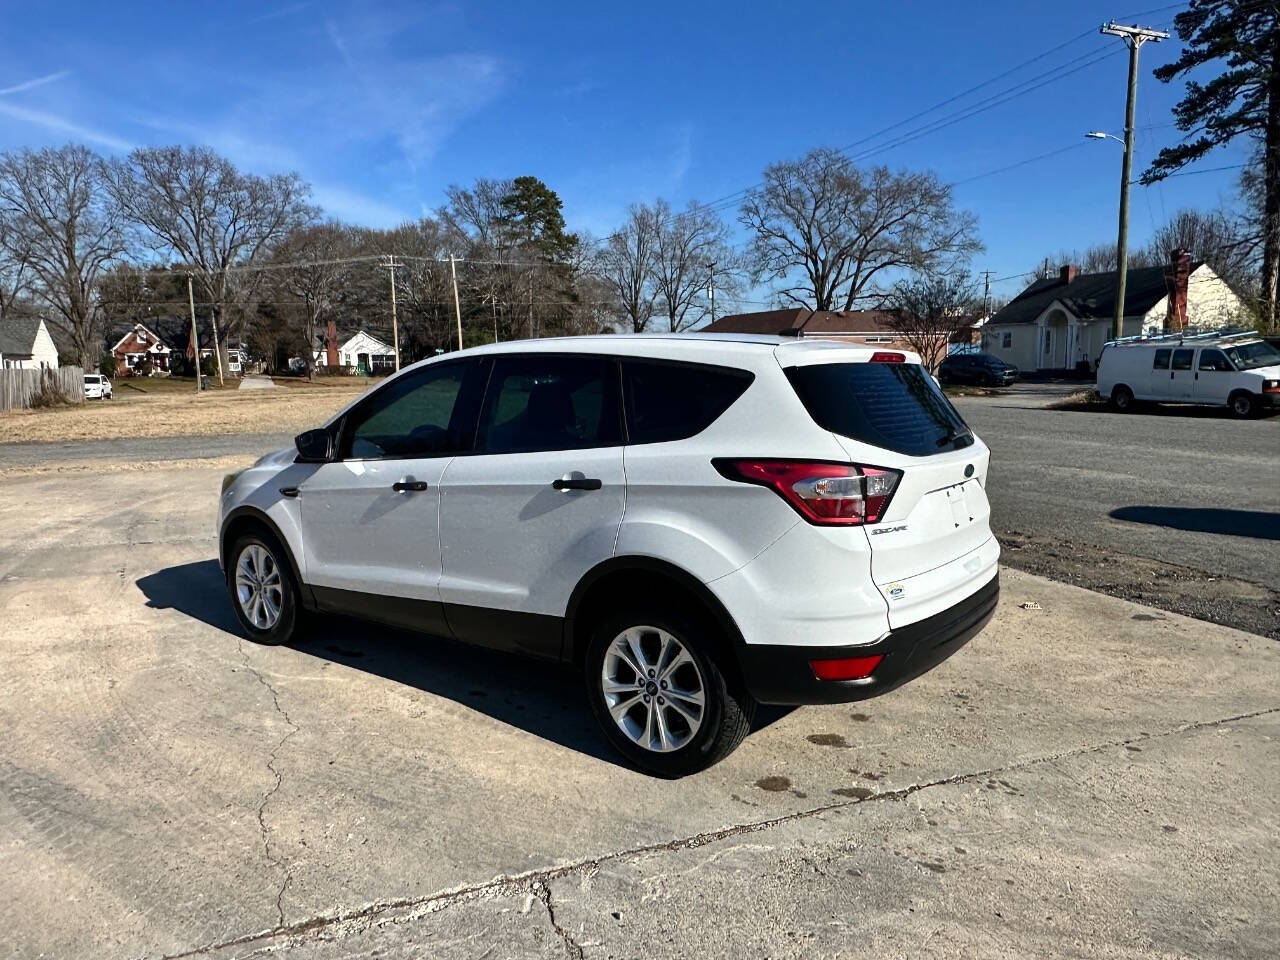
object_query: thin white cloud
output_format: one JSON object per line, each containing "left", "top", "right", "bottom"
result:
{"left": 325, "top": 19, "right": 355, "bottom": 69}
{"left": 0, "top": 70, "right": 71, "bottom": 96}
{"left": 0, "top": 100, "right": 133, "bottom": 151}
{"left": 247, "top": 2, "right": 310, "bottom": 25}
{"left": 311, "top": 183, "right": 409, "bottom": 228}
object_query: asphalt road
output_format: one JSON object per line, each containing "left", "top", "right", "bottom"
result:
{"left": 954, "top": 388, "right": 1280, "bottom": 589}
{"left": 2, "top": 462, "right": 1278, "bottom": 958}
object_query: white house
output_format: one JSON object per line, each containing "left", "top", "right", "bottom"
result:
{"left": 0, "top": 316, "right": 60, "bottom": 370}
{"left": 983, "top": 250, "right": 1248, "bottom": 372}
{"left": 314, "top": 330, "right": 397, "bottom": 374}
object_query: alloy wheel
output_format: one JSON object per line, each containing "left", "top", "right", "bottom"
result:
{"left": 601, "top": 626, "right": 706, "bottom": 753}
{"left": 235, "top": 543, "right": 283, "bottom": 630}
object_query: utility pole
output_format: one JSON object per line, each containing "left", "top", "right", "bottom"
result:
{"left": 186, "top": 274, "right": 201, "bottom": 393}
{"left": 707, "top": 261, "right": 717, "bottom": 324}
{"left": 209, "top": 309, "right": 225, "bottom": 387}
{"left": 449, "top": 254, "right": 464, "bottom": 351}
{"left": 981, "top": 269, "right": 993, "bottom": 350}
{"left": 384, "top": 255, "right": 401, "bottom": 370}
{"left": 529, "top": 272, "right": 535, "bottom": 339}
{"left": 1100, "top": 20, "right": 1167, "bottom": 341}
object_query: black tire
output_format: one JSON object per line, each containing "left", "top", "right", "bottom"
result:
{"left": 225, "top": 531, "right": 302, "bottom": 645}
{"left": 584, "top": 604, "right": 754, "bottom": 777}
{"left": 1229, "top": 391, "right": 1258, "bottom": 420}
{"left": 1110, "top": 385, "right": 1135, "bottom": 412}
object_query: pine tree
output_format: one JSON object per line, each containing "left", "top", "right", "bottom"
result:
{"left": 1143, "top": 1, "right": 1280, "bottom": 327}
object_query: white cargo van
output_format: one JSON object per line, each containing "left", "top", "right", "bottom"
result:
{"left": 1096, "top": 332, "right": 1280, "bottom": 418}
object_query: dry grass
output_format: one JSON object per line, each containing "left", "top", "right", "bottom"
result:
{"left": 0, "top": 382, "right": 368, "bottom": 445}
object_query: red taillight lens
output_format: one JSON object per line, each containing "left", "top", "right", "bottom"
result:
{"left": 713, "top": 459, "right": 901, "bottom": 525}
{"left": 869, "top": 351, "right": 905, "bottom": 363}
{"left": 810, "top": 654, "right": 883, "bottom": 681}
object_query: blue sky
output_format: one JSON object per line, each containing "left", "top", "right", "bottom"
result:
{"left": 0, "top": 0, "right": 1253, "bottom": 302}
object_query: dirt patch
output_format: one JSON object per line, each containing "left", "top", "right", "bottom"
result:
{"left": 0, "top": 384, "right": 365, "bottom": 445}
{"left": 997, "top": 529, "right": 1280, "bottom": 640}
{"left": 0, "top": 454, "right": 255, "bottom": 480}
{"left": 1048, "top": 389, "right": 1106, "bottom": 411}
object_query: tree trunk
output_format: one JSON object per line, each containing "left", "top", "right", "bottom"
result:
{"left": 1263, "top": 28, "right": 1280, "bottom": 331}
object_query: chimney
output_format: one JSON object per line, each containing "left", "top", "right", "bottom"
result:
{"left": 1164, "top": 248, "right": 1192, "bottom": 332}
{"left": 325, "top": 319, "right": 339, "bottom": 367}
{"left": 1059, "top": 264, "right": 1078, "bottom": 286}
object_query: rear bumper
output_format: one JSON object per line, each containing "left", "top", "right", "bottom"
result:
{"left": 738, "top": 573, "right": 998, "bottom": 705}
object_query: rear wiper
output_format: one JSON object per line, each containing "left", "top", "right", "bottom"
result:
{"left": 937, "top": 425, "right": 973, "bottom": 448}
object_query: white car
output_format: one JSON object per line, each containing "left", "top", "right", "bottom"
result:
{"left": 218, "top": 335, "right": 999, "bottom": 775}
{"left": 1097, "top": 333, "right": 1280, "bottom": 418}
{"left": 83, "top": 373, "right": 112, "bottom": 400}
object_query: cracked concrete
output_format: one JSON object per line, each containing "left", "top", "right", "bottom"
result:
{"left": 2, "top": 461, "right": 1279, "bottom": 959}
{"left": 236, "top": 636, "right": 301, "bottom": 929}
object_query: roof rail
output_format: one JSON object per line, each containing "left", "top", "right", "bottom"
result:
{"left": 1102, "top": 326, "right": 1258, "bottom": 348}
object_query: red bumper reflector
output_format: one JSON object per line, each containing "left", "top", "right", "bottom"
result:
{"left": 809, "top": 654, "right": 884, "bottom": 681}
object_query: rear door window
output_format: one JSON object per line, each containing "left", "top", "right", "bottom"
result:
{"left": 622, "top": 359, "right": 753, "bottom": 444}
{"left": 784, "top": 361, "right": 972, "bottom": 456}
{"left": 1171, "top": 349, "right": 1193, "bottom": 371}
{"left": 477, "top": 355, "right": 621, "bottom": 454}
{"left": 1152, "top": 349, "right": 1171, "bottom": 370}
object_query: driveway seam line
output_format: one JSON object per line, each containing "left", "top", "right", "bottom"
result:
{"left": 147, "top": 702, "right": 1279, "bottom": 960}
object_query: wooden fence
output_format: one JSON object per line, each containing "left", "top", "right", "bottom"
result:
{"left": 0, "top": 366, "right": 86, "bottom": 411}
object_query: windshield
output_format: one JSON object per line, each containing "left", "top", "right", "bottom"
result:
{"left": 1224, "top": 340, "right": 1280, "bottom": 370}
{"left": 784, "top": 361, "right": 973, "bottom": 456}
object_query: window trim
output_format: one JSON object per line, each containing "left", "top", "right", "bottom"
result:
{"left": 332, "top": 357, "right": 488, "bottom": 463}
{"left": 473, "top": 352, "right": 625, "bottom": 456}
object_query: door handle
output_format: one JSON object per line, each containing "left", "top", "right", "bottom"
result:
{"left": 392, "top": 479, "right": 429, "bottom": 493}
{"left": 552, "top": 476, "right": 602, "bottom": 491}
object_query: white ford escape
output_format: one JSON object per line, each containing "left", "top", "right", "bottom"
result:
{"left": 219, "top": 334, "right": 999, "bottom": 776}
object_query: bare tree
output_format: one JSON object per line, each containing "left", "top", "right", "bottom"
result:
{"left": 886, "top": 271, "right": 981, "bottom": 373}
{"left": 0, "top": 145, "right": 126, "bottom": 368}
{"left": 1147, "top": 208, "right": 1257, "bottom": 297}
{"left": 595, "top": 203, "right": 660, "bottom": 332}
{"left": 740, "top": 148, "right": 981, "bottom": 311}
{"left": 0, "top": 209, "right": 30, "bottom": 324}
{"left": 106, "top": 146, "right": 316, "bottom": 378}
{"left": 651, "top": 199, "right": 738, "bottom": 331}
{"left": 268, "top": 222, "right": 354, "bottom": 378}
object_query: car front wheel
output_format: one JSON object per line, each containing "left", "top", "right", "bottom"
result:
{"left": 585, "top": 606, "right": 754, "bottom": 777}
{"left": 226, "top": 532, "right": 301, "bottom": 645}
{"left": 1110, "top": 385, "right": 1135, "bottom": 412}
{"left": 1229, "top": 391, "right": 1258, "bottom": 419}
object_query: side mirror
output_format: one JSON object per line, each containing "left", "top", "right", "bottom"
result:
{"left": 294, "top": 428, "right": 332, "bottom": 462}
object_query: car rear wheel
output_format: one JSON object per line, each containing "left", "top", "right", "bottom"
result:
{"left": 1110, "top": 385, "right": 1135, "bottom": 412}
{"left": 584, "top": 605, "right": 754, "bottom": 777}
{"left": 1229, "top": 391, "right": 1258, "bottom": 419}
{"left": 226, "top": 532, "right": 301, "bottom": 645}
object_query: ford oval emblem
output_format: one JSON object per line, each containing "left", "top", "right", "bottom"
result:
{"left": 964, "top": 464, "right": 975, "bottom": 478}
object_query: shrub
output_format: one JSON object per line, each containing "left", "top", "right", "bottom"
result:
{"left": 135, "top": 357, "right": 154, "bottom": 377}
{"left": 99, "top": 354, "right": 117, "bottom": 378}
{"left": 29, "top": 368, "right": 70, "bottom": 408}
{"left": 200, "top": 354, "right": 217, "bottom": 377}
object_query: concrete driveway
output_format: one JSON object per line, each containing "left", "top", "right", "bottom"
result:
{"left": 1, "top": 461, "right": 1278, "bottom": 958}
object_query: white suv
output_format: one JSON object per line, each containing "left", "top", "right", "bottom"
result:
{"left": 219, "top": 335, "right": 999, "bottom": 775}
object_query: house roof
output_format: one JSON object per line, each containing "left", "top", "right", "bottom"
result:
{"left": 989, "top": 263, "right": 1202, "bottom": 326}
{"left": 0, "top": 315, "right": 42, "bottom": 356}
{"left": 704, "top": 308, "right": 903, "bottom": 336}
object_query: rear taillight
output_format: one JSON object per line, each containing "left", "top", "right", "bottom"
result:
{"left": 810, "top": 654, "right": 883, "bottom": 681}
{"left": 712, "top": 459, "right": 901, "bottom": 525}
{"left": 870, "top": 351, "right": 905, "bottom": 363}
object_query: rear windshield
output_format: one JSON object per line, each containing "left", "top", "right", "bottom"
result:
{"left": 784, "top": 361, "right": 973, "bottom": 456}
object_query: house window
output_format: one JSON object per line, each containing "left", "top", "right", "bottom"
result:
{"left": 864, "top": 336, "right": 893, "bottom": 344}
{"left": 1001, "top": 332, "right": 1012, "bottom": 349}
{"left": 1043, "top": 329, "right": 1052, "bottom": 355}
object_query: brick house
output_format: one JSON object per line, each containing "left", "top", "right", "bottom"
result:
{"left": 111, "top": 323, "right": 172, "bottom": 376}
{"left": 702, "top": 308, "right": 928, "bottom": 353}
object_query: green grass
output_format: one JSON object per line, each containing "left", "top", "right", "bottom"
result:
{"left": 118, "top": 376, "right": 228, "bottom": 395}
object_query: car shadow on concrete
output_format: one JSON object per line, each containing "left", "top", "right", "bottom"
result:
{"left": 136, "top": 559, "right": 792, "bottom": 771}
{"left": 1110, "top": 506, "right": 1280, "bottom": 541}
